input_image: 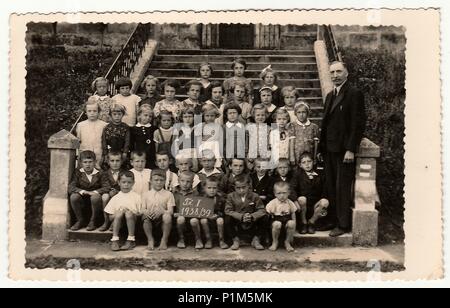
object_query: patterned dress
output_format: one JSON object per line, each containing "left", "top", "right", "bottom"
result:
{"left": 291, "top": 120, "right": 320, "bottom": 164}
{"left": 101, "top": 122, "right": 131, "bottom": 157}
{"left": 90, "top": 94, "right": 112, "bottom": 123}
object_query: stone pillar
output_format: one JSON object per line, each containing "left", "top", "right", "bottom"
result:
{"left": 314, "top": 40, "right": 334, "bottom": 103}
{"left": 42, "top": 129, "right": 80, "bottom": 241}
{"left": 353, "top": 138, "right": 381, "bottom": 246}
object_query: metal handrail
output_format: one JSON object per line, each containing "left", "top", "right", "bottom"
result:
{"left": 320, "top": 25, "right": 343, "bottom": 63}
{"left": 69, "top": 23, "right": 153, "bottom": 134}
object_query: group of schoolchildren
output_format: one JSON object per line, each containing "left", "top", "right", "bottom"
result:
{"left": 69, "top": 58, "right": 329, "bottom": 253}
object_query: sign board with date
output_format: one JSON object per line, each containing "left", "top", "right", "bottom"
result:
{"left": 178, "top": 196, "right": 215, "bottom": 219}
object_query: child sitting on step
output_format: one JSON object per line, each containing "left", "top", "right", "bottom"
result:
{"left": 89, "top": 77, "right": 113, "bottom": 123}
{"left": 200, "top": 177, "right": 229, "bottom": 249}
{"left": 154, "top": 79, "right": 182, "bottom": 121}
{"left": 258, "top": 86, "right": 278, "bottom": 125}
{"left": 198, "top": 62, "right": 214, "bottom": 103}
{"left": 111, "top": 77, "right": 141, "bottom": 127}
{"left": 174, "top": 171, "right": 202, "bottom": 249}
{"left": 296, "top": 152, "right": 329, "bottom": 235}
{"left": 99, "top": 151, "right": 125, "bottom": 232}
{"left": 139, "top": 75, "right": 162, "bottom": 109}
{"left": 76, "top": 98, "right": 108, "bottom": 169}
{"left": 224, "top": 174, "right": 267, "bottom": 251}
{"left": 223, "top": 58, "right": 253, "bottom": 105}
{"left": 69, "top": 151, "right": 109, "bottom": 231}
{"left": 219, "top": 158, "right": 247, "bottom": 195}
{"left": 266, "top": 181, "right": 297, "bottom": 252}
{"left": 104, "top": 171, "right": 141, "bottom": 251}
{"left": 197, "top": 149, "right": 224, "bottom": 192}
{"left": 141, "top": 169, "right": 176, "bottom": 251}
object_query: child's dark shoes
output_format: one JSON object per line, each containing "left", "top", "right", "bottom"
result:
{"left": 86, "top": 221, "right": 96, "bottom": 231}
{"left": 121, "top": 241, "right": 136, "bottom": 251}
{"left": 70, "top": 221, "right": 85, "bottom": 231}
{"left": 111, "top": 241, "right": 121, "bottom": 252}
{"left": 300, "top": 224, "right": 308, "bottom": 235}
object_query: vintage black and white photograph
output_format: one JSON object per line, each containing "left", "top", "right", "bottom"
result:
{"left": 8, "top": 9, "right": 442, "bottom": 281}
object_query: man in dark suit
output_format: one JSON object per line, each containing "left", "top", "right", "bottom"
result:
{"left": 319, "top": 61, "right": 366, "bottom": 237}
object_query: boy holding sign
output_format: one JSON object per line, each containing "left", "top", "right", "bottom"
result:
{"left": 174, "top": 171, "right": 202, "bottom": 249}
{"left": 201, "top": 177, "right": 229, "bottom": 250}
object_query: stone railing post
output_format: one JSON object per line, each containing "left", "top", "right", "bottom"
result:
{"left": 42, "top": 129, "right": 80, "bottom": 241}
{"left": 314, "top": 40, "right": 334, "bottom": 103}
{"left": 352, "top": 138, "right": 381, "bottom": 246}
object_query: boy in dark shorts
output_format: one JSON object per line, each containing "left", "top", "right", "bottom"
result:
{"left": 224, "top": 174, "right": 267, "bottom": 251}
{"left": 266, "top": 182, "right": 297, "bottom": 252}
{"left": 297, "top": 152, "right": 329, "bottom": 234}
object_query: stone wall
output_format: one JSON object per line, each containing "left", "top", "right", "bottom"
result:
{"left": 26, "top": 23, "right": 136, "bottom": 51}
{"left": 152, "top": 24, "right": 203, "bottom": 49}
{"left": 333, "top": 25, "right": 406, "bottom": 56}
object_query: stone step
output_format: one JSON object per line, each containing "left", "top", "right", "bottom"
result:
{"left": 157, "top": 49, "right": 315, "bottom": 56}
{"left": 154, "top": 76, "right": 322, "bottom": 91}
{"left": 68, "top": 230, "right": 352, "bottom": 247}
{"left": 150, "top": 61, "right": 318, "bottom": 71}
{"left": 68, "top": 228, "right": 112, "bottom": 242}
{"left": 165, "top": 95, "right": 324, "bottom": 106}
{"left": 147, "top": 68, "right": 319, "bottom": 80}
{"left": 294, "top": 232, "right": 354, "bottom": 247}
{"left": 153, "top": 54, "right": 317, "bottom": 64}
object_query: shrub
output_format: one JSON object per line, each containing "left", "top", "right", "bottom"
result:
{"left": 343, "top": 47, "right": 406, "bottom": 243}
{"left": 25, "top": 45, "right": 115, "bottom": 237}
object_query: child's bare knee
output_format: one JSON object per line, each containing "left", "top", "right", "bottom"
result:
{"left": 286, "top": 220, "right": 296, "bottom": 230}
{"left": 102, "top": 194, "right": 110, "bottom": 204}
{"left": 125, "top": 211, "right": 136, "bottom": 220}
{"left": 216, "top": 218, "right": 224, "bottom": 226}
{"left": 162, "top": 213, "right": 172, "bottom": 224}
{"left": 177, "top": 216, "right": 186, "bottom": 225}
{"left": 272, "top": 221, "right": 282, "bottom": 230}
{"left": 320, "top": 199, "right": 329, "bottom": 208}
{"left": 190, "top": 218, "right": 200, "bottom": 227}
{"left": 298, "top": 196, "right": 307, "bottom": 206}
{"left": 200, "top": 219, "right": 209, "bottom": 226}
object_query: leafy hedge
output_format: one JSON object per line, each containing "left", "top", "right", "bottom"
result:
{"left": 25, "top": 45, "right": 115, "bottom": 237}
{"left": 343, "top": 48, "right": 406, "bottom": 243}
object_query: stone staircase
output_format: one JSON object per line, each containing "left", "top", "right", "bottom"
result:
{"left": 144, "top": 48, "right": 324, "bottom": 123}
{"left": 56, "top": 24, "right": 380, "bottom": 248}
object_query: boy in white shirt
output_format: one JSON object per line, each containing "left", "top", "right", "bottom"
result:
{"left": 129, "top": 151, "right": 151, "bottom": 198}
{"left": 266, "top": 181, "right": 297, "bottom": 252}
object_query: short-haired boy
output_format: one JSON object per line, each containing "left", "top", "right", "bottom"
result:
{"left": 224, "top": 175, "right": 267, "bottom": 251}
{"left": 176, "top": 155, "right": 201, "bottom": 189}
{"left": 174, "top": 171, "right": 202, "bottom": 249}
{"left": 271, "top": 158, "right": 301, "bottom": 207}
{"left": 200, "top": 177, "right": 229, "bottom": 249}
{"left": 129, "top": 151, "right": 152, "bottom": 198}
{"left": 69, "top": 151, "right": 109, "bottom": 231}
{"left": 197, "top": 150, "right": 223, "bottom": 192}
{"left": 297, "top": 152, "right": 329, "bottom": 234}
{"left": 266, "top": 182, "right": 297, "bottom": 252}
{"left": 250, "top": 158, "right": 274, "bottom": 205}
{"left": 141, "top": 169, "right": 176, "bottom": 251}
{"left": 154, "top": 151, "right": 179, "bottom": 191}
{"left": 104, "top": 171, "right": 141, "bottom": 251}
{"left": 219, "top": 158, "right": 246, "bottom": 195}
{"left": 99, "top": 151, "right": 125, "bottom": 232}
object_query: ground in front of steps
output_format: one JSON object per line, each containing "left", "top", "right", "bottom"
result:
{"left": 25, "top": 239, "right": 404, "bottom": 273}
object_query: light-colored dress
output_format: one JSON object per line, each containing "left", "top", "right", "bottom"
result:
{"left": 247, "top": 123, "right": 271, "bottom": 160}
{"left": 104, "top": 191, "right": 142, "bottom": 215}
{"left": 76, "top": 119, "right": 108, "bottom": 168}
{"left": 270, "top": 125, "right": 295, "bottom": 160}
{"left": 90, "top": 94, "right": 113, "bottom": 123}
{"left": 130, "top": 168, "right": 152, "bottom": 198}
{"left": 112, "top": 94, "right": 141, "bottom": 127}
{"left": 154, "top": 99, "right": 182, "bottom": 120}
